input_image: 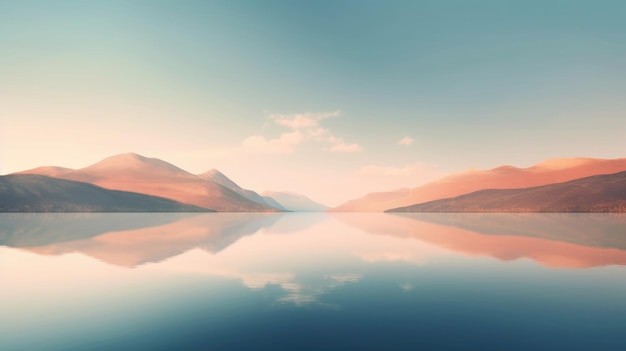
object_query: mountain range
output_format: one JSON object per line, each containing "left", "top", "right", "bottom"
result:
{"left": 331, "top": 157, "right": 626, "bottom": 212}
{"left": 0, "top": 174, "right": 209, "bottom": 212}
{"left": 198, "top": 169, "right": 279, "bottom": 209}
{"left": 261, "top": 191, "right": 329, "bottom": 212}
{"left": 4, "top": 154, "right": 626, "bottom": 212}
{"left": 388, "top": 171, "right": 626, "bottom": 213}
{"left": 6, "top": 153, "right": 328, "bottom": 212}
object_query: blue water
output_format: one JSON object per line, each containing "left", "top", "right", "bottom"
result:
{"left": 1, "top": 213, "right": 626, "bottom": 350}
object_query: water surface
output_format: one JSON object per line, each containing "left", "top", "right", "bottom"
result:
{"left": 2, "top": 213, "right": 626, "bottom": 350}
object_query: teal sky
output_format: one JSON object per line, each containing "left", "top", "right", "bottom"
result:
{"left": 2, "top": 0, "right": 626, "bottom": 205}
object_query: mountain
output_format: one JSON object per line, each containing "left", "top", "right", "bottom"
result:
{"left": 331, "top": 157, "right": 626, "bottom": 212}
{"left": 17, "top": 153, "right": 278, "bottom": 212}
{"left": 262, "top": 191, "right": 329, "bottom": 212}
{"left": 261, "top": 196, "right": 289, "bottom": 211}
{"left": 14, "top": 166, "right": 74, "bottom": 177}
{"left": 197, "top": 169, "right": 284, "bottom": 209}
{"left": 388, "top": 171, "right": 626, "bottom": 213}
{"left": 0, "top": 174, "right": 211, "bottom": 212}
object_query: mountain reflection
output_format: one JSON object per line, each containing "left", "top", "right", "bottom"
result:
{"left": 3, "top": 212, "right": 626, "bottom": 311}
{"left": 4, "top": 214, "right": 626, "bottom": 351}
{"left": 3, "top": 213, "right": 626, "bottom": 270}
{"left": 0, "top": 213, "right": 193, "bottom": 247}
{"left": 0, "top": 213, "right": 293, "bottom": 267}
{"left": 335, "top": 213, "right": 626, "bottom": 268}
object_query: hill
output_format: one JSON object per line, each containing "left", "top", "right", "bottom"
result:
{"left": 388, "top": 171, "right": 626, "bottom": 213}
{"left": 262, "top": 191, "right": 329, "bottom": 212}
{"left": 331, "top": 157, "right": 626, "bottom": 212}
{"left": 17, "top": 153, "right": 277, "bottom": 212}
{"left": 198, "top": 169, "right": 284, "bottom": 209}
{"left": 0, "top": 175, "right": 211, "bottom": 212}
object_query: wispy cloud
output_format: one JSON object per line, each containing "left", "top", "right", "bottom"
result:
{"left": 330, "top": 141, "right": 362, "bottom": 153}
{"left": 358, "top": 162, "right": 429, "bottom": 177}
{"left": 269, "top": 111, "right": 340, "bottom": 130}
{"left": 241, "top": 131, "right": 304, "bottom": 154}
{"left": 397, "top": 136, "right": 414, "bottom": 146}
{"left": 240, "top": 111, "right": 362, "bottom": 154}
{"left": 399, "top": 282, "right": 414, "bottom": 292}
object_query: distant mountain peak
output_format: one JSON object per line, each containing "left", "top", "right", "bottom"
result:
{"left": 532, "top": 157, "right": 597, "bottom": 170}
{"left": 493, "top": 165, "right": 519, "bottom": 172}
{"left": 82, "top": 153, "right": 193, "bottom": 178}
{"left": 201, "top": 168, "right": 224, "bottom": 177}
{"left": 198, "top": 168, "right": 241, "bottom": 190}
{"left": 93, "top": 152, "right": 158, "bottom": 165}
{"left": 263, "top": 190, "right": 298, "bottom": 197}
{"left": 96, "top": 152, "right": 151, "bottom": 163}
{"left": 118, "top": 152, "right": 144, "bottom": 158}
{"left": 197, "top": 169, "right": 285, "bottom": 210}
{"left": 261, "top": 191, "right": 329, "bottom": 212}
{"left": 13, "top": 166, "right": 73, "bottom": 177}
{"left": 332, "top": 156, "right": 626, "bottom": 212}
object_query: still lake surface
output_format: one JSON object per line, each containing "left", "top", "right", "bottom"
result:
{"left": 1, "top": 212, "right": 626, "bottom": 351}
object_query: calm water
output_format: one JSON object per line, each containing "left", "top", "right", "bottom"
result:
{"left": 2, "top": 213, "right": 626, "bottom": 351}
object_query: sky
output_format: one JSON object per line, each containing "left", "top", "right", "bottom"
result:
{"left": 1, "top": 0, "right": 626, "bottom": 206}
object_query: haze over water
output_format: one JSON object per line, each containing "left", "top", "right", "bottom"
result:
{"left": 2, "top": 213, "right": 626, "bottom": 350}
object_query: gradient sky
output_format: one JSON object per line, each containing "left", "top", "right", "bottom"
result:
{"left": 2, "top": 0, "right": 626, "bottom": 206}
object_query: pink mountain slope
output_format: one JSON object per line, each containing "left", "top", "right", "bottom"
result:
{"left": 198, "top": 169, "right": 274, "bottom": 208}
{"left": 17, "top": 153, "right": 277, "bottom": 212}
{"left": 330, "top": 157, "right": 626, "bottom": 212}
{"left": 14, "top": 166, "right": 74, "bottom": 177}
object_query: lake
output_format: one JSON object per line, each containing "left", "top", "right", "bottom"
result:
{"left": 2, "top": 212, "right": 626, "bottom": 350}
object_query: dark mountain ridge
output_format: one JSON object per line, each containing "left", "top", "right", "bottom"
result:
{"left": 0, "top": 174, "right": 212, "bottom": 212}
{"left": 388, "top": 171, "right": 626, "bottom": 213}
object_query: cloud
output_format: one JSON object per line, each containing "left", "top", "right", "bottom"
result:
{"left": 399, "top": 282, "right": 414, "bottom": 292}
{"left": 241, "top": 131, "right": 304, "bottom": 154}
{"left": 269, "top": 111, "right": 340, "bottom": 130}
{"left": 330, "top": 142, "right": 362, "bottom": 153}
{"left": 358, "top": 162, "right": 430, "bottom": 176}
{"left": 241, "top": 111, "right": 362, "bottom": 154}
{"left": 307, "top": 127, "right": 330, "bottom": 139}
{"left": 397, "top": 136, "right": 414, "bottom": 146}
{"left": 239, "top": 273, "right": 295, "bottom": 290}
{"left": 327, "top": 273, "right": 362, "bottom": 284}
